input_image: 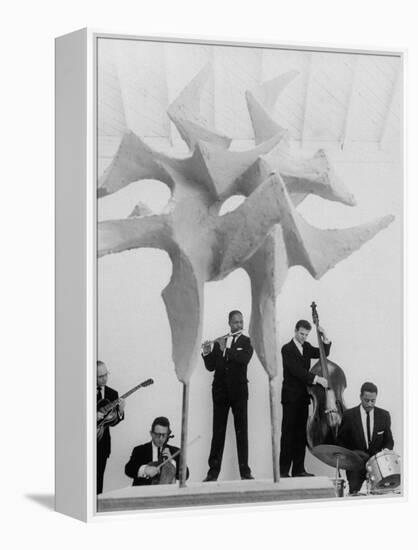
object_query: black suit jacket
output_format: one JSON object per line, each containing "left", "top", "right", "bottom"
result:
{"left": 337, "top": 405, "right": 394, "bottom": 456}
{"left": 203, "top": 334, "right": 253, "bottom": 402}
{"left": 125, "top": 441, "right": 188, "bottom": 486}
{"left": 281, "top": 340, "right": 331, "bottom": 404}
{"left": 97, "top": 385, "right": 122, "bottom": 458}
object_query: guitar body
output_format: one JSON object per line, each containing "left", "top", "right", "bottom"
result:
{"left": 97, "top": 399, "right": 120, "bottom": 442}
{"left": 96, "top": 378, "right": 154, "bottom": 441}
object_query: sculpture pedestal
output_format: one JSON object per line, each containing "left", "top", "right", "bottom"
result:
{"left": 98, "top": 477, "right": 336, "bottom": 513}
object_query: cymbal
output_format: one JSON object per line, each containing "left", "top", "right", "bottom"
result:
{"left": 311, "top": 445, "right": 365, "bottom": 472}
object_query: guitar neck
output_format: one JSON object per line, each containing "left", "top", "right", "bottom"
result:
{"left": 100, "top": 379, "right": 153, "bottom": 413}
{"left": 121, "top": 383, "right": 145, "bottom": 399}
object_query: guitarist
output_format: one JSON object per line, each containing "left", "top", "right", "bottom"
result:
{"left": 97, "top": 360, "right": 125, "bottom": 494}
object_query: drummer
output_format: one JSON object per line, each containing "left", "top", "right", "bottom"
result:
{"left": 337, "top": 382, "right": 394, "bottom": 495}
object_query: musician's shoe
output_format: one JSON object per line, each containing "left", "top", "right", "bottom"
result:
{"left": 349, "top": 491, "right": 359, "bottom": 496}
{"left": 292, "top": 471, "right": 315, "bottom": 477}
{"left": 280, "top": 473, "right": 290, "bottom": 478}
{"left": 241, "top": 474, "right": 255, "bottom": 480}
{"left": 203, "top": 474, "right": 218, "bottom": 482}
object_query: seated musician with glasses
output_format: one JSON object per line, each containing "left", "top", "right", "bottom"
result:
{"left": 337, "top": 381, "right": 394, "bottom": 495}
{"left": 125, "top": 416, "right": 189, "bottom": 485}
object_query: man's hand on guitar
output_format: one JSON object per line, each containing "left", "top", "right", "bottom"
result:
{"left": 97, "top": 411, "right": 106, "bottom": 421}
{"left": 118, "top": 398, "right": 125, "bottom": 415}
{"left": 144, "top": 465, "right": 159, "bottom": 478}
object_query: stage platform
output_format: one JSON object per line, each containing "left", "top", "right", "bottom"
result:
{"left": 98, "top": 476, "right": 336, "bottom": 513}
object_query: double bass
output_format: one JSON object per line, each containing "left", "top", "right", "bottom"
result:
{"left": 306, "top": 302, "right": 347, "bottom": 448}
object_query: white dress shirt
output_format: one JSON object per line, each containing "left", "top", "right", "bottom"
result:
{"left": 293, "top": 338, "right": 318, "bottom": 385}
{"left": 293, "top": 337, "right": 303, "bottom": 355}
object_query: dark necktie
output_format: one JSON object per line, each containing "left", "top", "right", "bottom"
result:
{"left": 366, "top": 411, "right": 371, "bottom": 447}
{"left": 97, "top": 387, "right": 102, "bottom": 402}
{"left": 158, "top": 447, "right": 162, "bottom": 462}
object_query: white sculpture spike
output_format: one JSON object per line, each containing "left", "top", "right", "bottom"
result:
{"left": 268, "top": 147, "right": 357, "bottom": 207}
{"left": 244, "top": 230, "right": 286, "bottom": 377}
{"left": 98, "top": 215, "right": 171, "bottom": 258}
{"left": 246, "top": 73, "right": 357, "bottom": 207}
{"left": 246, "top": 90, "right": 288, "bottom": 146}
{"left": 167, "top": 63, "right": 231, "bottom": 151}
{"left": 98, "top": 131, "right": 174, "bottom": 198}
{"left": 161, "top": 251, "right": 204, "bottom": 383}
{"left": 251, "top": 70, "right": 299, "bottom": 112}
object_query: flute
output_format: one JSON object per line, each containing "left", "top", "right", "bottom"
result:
{"left": 201, "top": 330, "right": 242, "bottom": 349}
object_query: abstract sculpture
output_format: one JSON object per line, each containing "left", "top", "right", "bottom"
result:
{"left": 98, "top": 64, "right": 394, "bottom": 483}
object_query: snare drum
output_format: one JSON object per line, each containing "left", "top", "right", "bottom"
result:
{"left": 366, "top": 450, "right": 401, "bottom": 492}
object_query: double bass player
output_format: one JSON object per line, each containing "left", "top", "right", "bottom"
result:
{"left": 280, "top": 320, "right": 330, "bottom": 478}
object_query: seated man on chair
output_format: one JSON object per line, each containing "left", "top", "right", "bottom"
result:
{"left": 337, "top": 381, "right": 394, "bottom": 495}
{"left": 125, "top": 416, "right": 188, "bottom": 485}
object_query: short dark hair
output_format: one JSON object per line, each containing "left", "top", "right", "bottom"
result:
{"left": 151, "top": 416, "right": 171, "bottom": 432}
{"left": 228, "top": 310, "right": 243, "bottom": 321}
{"left": 97, "top": 360, "right": 105, "bottom": 368}
{"left": 360, "top": 382, "right": 378, "bottom": 395}
{"left": 295, "top": 320, "right": 311, "bottom": 331}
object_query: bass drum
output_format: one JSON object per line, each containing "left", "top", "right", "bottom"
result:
{"left": 366, "top": 450, "right": 401, "bottom": 492}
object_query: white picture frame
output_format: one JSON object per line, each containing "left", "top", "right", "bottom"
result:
{"left": 55, "top": 28, "right": 404, "bottom": 521}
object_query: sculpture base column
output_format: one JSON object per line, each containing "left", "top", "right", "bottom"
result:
{"left": 179, "top": 381, "right": 190, "bottom": 488}
{"left": 269, "top": 376, "right": 281, "bottom": 482}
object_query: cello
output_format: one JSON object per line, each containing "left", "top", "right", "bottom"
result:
{"left": 149, "top": 436, "right": 177, "bottom": 485}
{"left": 148, "top": 436, "right": 201, "bottom": 485}
{"left": 306, "top": 302, "right": 347, "bottom": 449}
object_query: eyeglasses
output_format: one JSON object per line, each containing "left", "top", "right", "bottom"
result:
{"left": 152, "top": 432, "right": 168, "bottom": 438}
{"left": 97, "top": 372, "right": 109, "bottom": 378}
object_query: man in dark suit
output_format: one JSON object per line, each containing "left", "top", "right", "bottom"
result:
{"left": 280, "top": 319, "right": 330, "bottom": 478}
{"left": 202, "top": 310, "right": 254, "bottom": 481}
{"left": 97, "top": 360, "right": 125, "bottom": 494}
{"left": 337, "top": 381, "right": 394, "bottom": 495}
{"left": 125, "top": 416, "right": 187, "bottom": 485}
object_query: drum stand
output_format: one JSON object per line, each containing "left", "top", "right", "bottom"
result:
{"left": 332, "top": 454, "right": 346, "bottom": 498}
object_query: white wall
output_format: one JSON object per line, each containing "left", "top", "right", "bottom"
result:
{"left": 98, "top": 142, "right": 402, "bottom": 491}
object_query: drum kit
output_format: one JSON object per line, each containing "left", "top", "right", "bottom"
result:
{"left": 311, "top": 445, "right": 401, "bottom": 497}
